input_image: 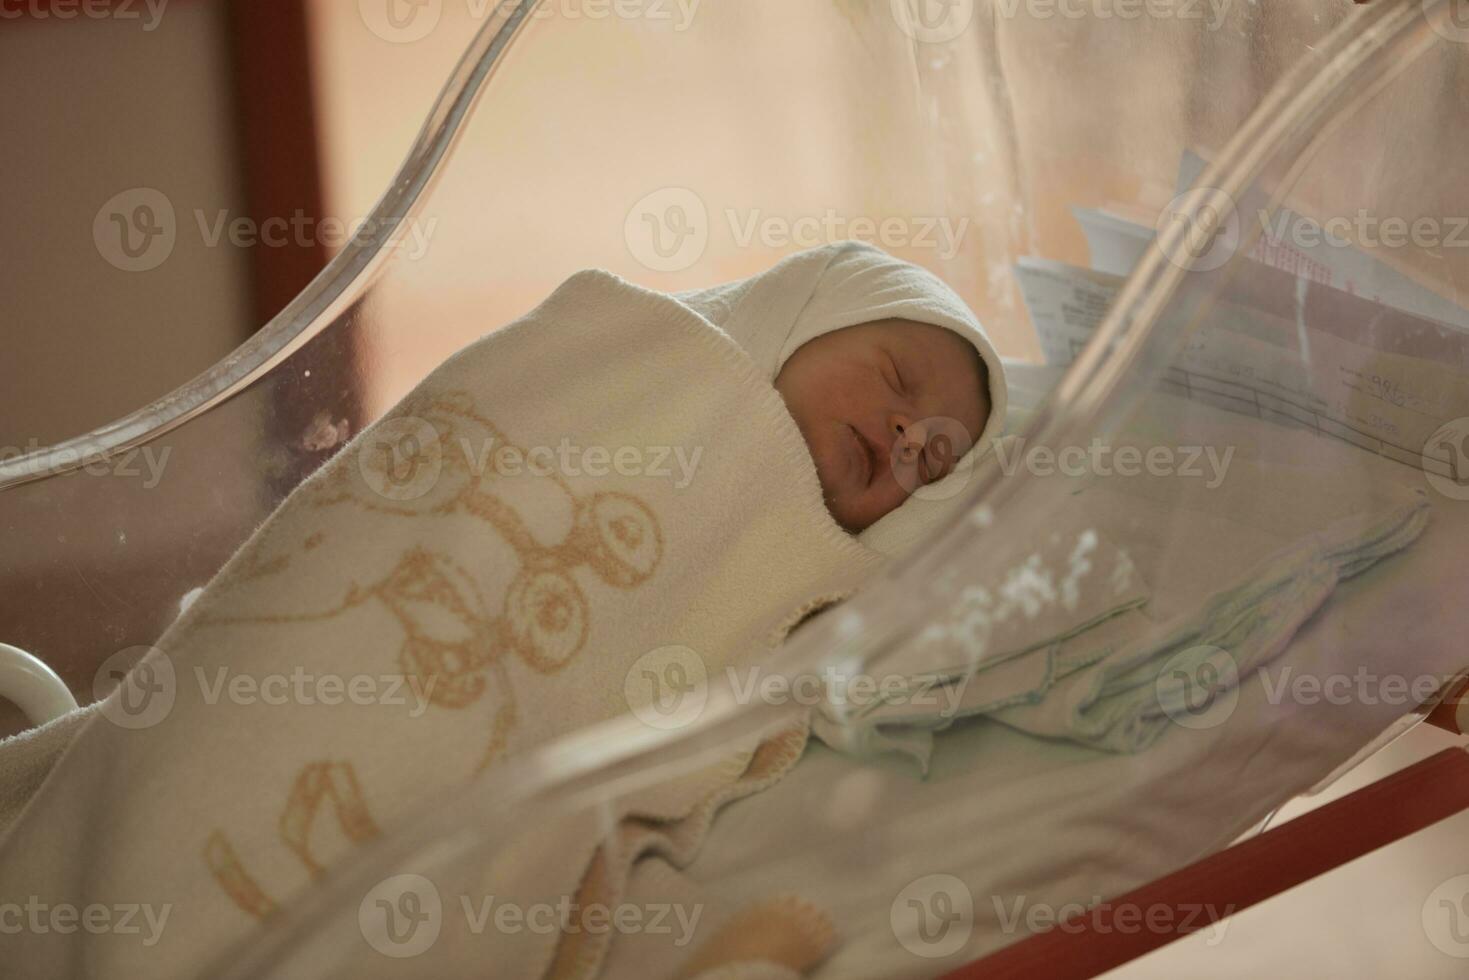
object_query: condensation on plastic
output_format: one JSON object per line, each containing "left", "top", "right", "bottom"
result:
{"left": 2, "top": 0, "right": 1467, "bottom": 976}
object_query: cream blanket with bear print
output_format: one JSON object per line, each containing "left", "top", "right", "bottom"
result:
{"left": 0, "top": 269, "right": 883, "bottom": 979}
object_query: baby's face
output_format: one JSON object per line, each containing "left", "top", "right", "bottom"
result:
{"left": 775, "top": 319, "right": 990, "bottom": 532}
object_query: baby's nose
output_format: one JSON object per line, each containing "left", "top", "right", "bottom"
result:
{"left": 892, "top": 415, "right": 929, "bottom": 463}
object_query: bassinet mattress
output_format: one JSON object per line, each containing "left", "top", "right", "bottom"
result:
{"left": 601, "top": 453, "right": 1469, "bottom": 979}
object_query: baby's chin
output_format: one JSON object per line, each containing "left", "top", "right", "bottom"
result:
{"left": 815, "top": 469, "right": 884, "bottom": 533}
{"left": 804, "top": 450, "right": 862, "bottom": 531}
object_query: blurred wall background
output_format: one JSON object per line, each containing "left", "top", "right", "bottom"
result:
{"left": 0, "top": 1, "right": 253, "bottom": 450}
{"left": 0, "top": 0, "right": 340, "bottom": 735}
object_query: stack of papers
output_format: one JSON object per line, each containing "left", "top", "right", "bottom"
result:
{"left": 1014, "top": 151, "right": 1469, "bottom": 482}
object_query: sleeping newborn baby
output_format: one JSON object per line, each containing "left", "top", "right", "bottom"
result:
{"left": 0, "top": 241, "right": 1008, "bottom": 980}
{"left": 679, "top": 240, "right": 1008, "bottom": 539}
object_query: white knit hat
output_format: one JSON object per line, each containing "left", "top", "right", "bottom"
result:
{"left": 677, "top": 241, "right": 1008, "bottom": 556}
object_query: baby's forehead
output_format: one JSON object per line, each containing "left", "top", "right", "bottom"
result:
{"left": 854, "top": 318, "right": 979, "bottom": 363}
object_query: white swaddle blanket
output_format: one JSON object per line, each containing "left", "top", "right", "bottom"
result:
{"left": 0, "top": 271, "right": 870, "bottom": 977}
{"left": 0, "top": 246, "right": 1011, "bottom": 979}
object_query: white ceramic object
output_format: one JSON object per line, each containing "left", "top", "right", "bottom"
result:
{"left": 0, "top": 642, "right": 78, "bottom": 727}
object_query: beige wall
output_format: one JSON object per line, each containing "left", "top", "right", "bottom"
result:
{"left": 0, "top": 2, "right": 253, "bottom": 451}
{"left": 0, "top": 3, "right": 266, "bottom": 733}
{"left": 306, "top": 3, "right": 1041, "bottom": 418}
{"left": 308, "top": 0, "right": 483, "bottom": 226}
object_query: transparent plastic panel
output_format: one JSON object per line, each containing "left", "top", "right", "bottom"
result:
{"left": 3, "top": 1, "right": 1468, "bottom": 978}
{"left": 0, "top": 0, "right": 1365, "bottom": 718}
{"left": 116, "top": 2, "right": 1461, "bottom": 978}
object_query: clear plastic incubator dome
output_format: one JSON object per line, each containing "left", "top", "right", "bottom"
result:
{"left": 4, "top": 1, "right": 1469, "bottom": 978}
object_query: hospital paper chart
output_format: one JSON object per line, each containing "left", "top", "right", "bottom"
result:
{"left": 1072, "top": 151, "right": 1469, "bottom": 333}
{"left": 1175, "top": 148, "right": 1469, "bottom": 333}
{"left": 1014, "top": 255, "right": 1469, "bottom": 482}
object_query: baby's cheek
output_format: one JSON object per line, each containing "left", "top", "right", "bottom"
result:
{"left": 812, "top": 453, "right": 847, "bottom": 505}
